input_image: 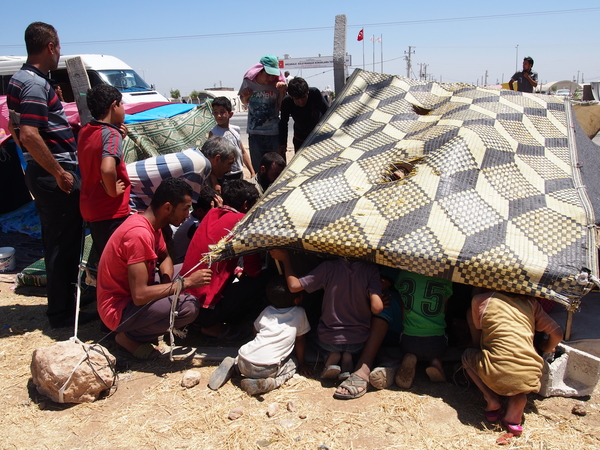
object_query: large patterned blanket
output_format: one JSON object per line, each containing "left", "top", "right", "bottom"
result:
{"left": 121, "top": 101, "right": 215, "bottom": 163}
{"left": 209, "top": 70, "right": 599, "bottom": 309}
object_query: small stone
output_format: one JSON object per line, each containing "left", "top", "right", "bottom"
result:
{"left": 572, "top": 402, "right": 587, "bottom": 416}
{"left": 228, "top": 407, "right": 244, "bottom": 420}
{"left": 279, "top": 418, "right": 296, "bottom": 429}
{"left": 181, "top": 370, "right": 201, "bottom": 388}
{"left": 299, "top": 413, "right": 307, "bottom": 419}
{"left": 287, "top": 400, "right": 296, "bottom": 412}
{"left": 267, "top": 402, "right": 279, "bottom": 417}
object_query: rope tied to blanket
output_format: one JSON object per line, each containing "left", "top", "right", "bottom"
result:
{"left": 167, "top": 275, "right": 188, "bottom": 362}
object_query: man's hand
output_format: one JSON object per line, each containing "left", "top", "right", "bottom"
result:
{"left": 240, "top": 88, "right": 253, "bottom": 105}
{"left": 115, "top": 179, "right": 126, "bottom": 196}
{"left": 381, "top": 292, "right": 392, "bottom": 309}
{"left": 119, "top": 124, "right": 128, "bottom": 138}
{"left": 56, "top": 170, "right": 74, "bottom": 194}
{"left": 276, "top": 82, "right": 287, "bottom": 92}
{"left": 211, "top": 193, "right": 223, "bottom": 208}
{"left": 269, "top": 248, "right": 289, "bottom": 262}
{"left": 184, "top": 269, "right": 212, "bottom": 289}
{"left": 278, "top": 144, "right": 287, "bottom": 156}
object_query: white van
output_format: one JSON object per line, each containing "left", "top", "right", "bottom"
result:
{"left": 0, "top": 54, "right": 168, "bottom": 103}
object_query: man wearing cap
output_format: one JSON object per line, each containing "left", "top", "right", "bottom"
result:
{"left": 239, "top": 55, "right": 287, "bottom": 173}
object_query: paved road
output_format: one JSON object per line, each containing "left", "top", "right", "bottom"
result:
{"left": 229, "top": 111, "right": 295, "bottom": 163}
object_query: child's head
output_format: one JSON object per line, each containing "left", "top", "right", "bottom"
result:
{"left": 266, "top": 275, "right": 301, "bottom": 308}
{"left": 212, "top": 96, "right": 233, "bottom": 127}
{"left": 221, "top": 179, "right": 258, "bottom": 213}
{"left": 192, "top": 185, "right": 218, "bottom": 220}
{"left": 87, "top": 84, "right": 124, "bottom": 124}
{"left": 287, "top": 77, "right": 309, "bottom": 107}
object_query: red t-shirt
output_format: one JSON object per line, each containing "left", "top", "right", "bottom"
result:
{"left": 96, "top": 213, "right": 166, "bottom": 329}
{"left": 181, "top": 207, "right": 262, "bottom": 308}
{"left": 78, "top": 120, "right": 131, "bottom": 222}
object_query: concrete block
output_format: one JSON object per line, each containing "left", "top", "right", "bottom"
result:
{"left": 539, "top": 343, "right": 600, "bottom": 397}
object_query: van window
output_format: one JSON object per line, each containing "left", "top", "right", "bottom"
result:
{"left": 97, "top": 70, "right": 151, "bottom": 92}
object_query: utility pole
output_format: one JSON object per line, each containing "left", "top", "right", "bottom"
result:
{"left": 515, "top": 44, "right": 519, "bottom": 72}
{"left": 419, "top": 63, "right": 428, "bottom": 81}
{"left": 333, "top": 14, "right": 347, "bottom": 96}
{"left": 404, "top": 46, "right": 415, "bottom": 79}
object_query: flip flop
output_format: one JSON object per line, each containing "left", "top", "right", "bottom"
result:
{"left": 333, "top": 373, "right": 368, "bottom": 400}
{"left": 116, "top": 343, "right": 164, "bottom": 361}
{"left": 485, "top": 408, "right": 503, "bottom": 423}
{"left": 321, "top": 365, "right": 341, "bottom": 379}
{"left": 208, "top": 356, "right": 236, "bottom": 390}
{"left": 338, "top": 371, "right": 351, "bottom": 381}
{"left": 501, "top": 419, "right": 523, "bottom": 436}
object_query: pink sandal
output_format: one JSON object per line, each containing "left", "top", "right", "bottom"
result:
{"left": 501, "top": 419, "right": 523, "bottom": 436}
{"left": 484, "top": 408, "right": 503, "bottom": 423}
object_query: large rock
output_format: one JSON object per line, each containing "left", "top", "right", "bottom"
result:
{"left": 31, "top": 340, "right": 116, "bottom": 403}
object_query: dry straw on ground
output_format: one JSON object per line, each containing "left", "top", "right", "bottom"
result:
{"left": 1, "top": 278, "right": 599, "bottom": 449}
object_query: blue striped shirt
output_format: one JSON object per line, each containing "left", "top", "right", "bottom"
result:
{"left": 6, "top": 64, "right": 77, "bottom": 164}
{"left": 126, "top": 148, "right": 212, "bottom": 210}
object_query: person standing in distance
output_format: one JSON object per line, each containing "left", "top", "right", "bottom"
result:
{"left": 509, "top": 57, "right": 538, "bottom": 93}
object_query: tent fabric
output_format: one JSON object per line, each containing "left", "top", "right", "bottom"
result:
{"left": 121, "top": 102, "right": 216, "bottom": 163}
{"left": 0, "top": 96, "right": 174, "bottom": 146}
{"left": 209, "top": 70, "right": 598, "bottom": 309}
{"left": 124, "top": 103, "right": 196, "bottom": 123}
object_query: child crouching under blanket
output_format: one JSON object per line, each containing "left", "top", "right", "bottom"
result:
{"left": 462, "top": 290, "right": 563, "bottom": 437}
{"left": 208, "top": 275, "right": 313, "bottom": 395}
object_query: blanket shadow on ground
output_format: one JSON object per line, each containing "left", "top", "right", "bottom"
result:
{"left": 369, "top": 360, "right": 540, "bottom": 431}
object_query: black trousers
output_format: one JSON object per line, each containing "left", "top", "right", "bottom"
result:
{"left": 25, "top": 162, "right": 84, "bottom": 326}
{"left": 88, "top": 216, "right": 128, "bottom": 258}
{"left": 195, "top": 271, "right": 272, "bottom": 329}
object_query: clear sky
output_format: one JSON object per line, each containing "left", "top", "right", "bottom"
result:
{"left": 1, "top": 1, "right": 599, "bottom": 98}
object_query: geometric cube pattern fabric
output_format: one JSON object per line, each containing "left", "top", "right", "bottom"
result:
{"left": 121, "top": 102, "right": 215, "bottom": 163}
{"left": 211, "top": 70, "right": 597, "bottom": 309}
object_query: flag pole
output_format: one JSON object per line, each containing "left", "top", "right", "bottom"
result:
{"left": 380, "top": 34, "right": 383, "bottom": 73}
{"left": 362, "top": 35, "right": 365, "bottom": 70}
{"left": 372, "top": 35, "right": 375, "bottom": 71}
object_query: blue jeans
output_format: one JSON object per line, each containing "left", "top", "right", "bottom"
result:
{"left": 248, "top": 134, "right": 280, "bottom": 173}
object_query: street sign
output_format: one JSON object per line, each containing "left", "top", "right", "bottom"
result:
{"left": 279, "top": 55, "right": 352, "bottom": 70}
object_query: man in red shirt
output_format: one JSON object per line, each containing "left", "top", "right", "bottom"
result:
{"left": 97, "top": 178, "right": 212, "bottom": 359}
{"left": 181, "top": 179, "right": 267, "bottom": 339}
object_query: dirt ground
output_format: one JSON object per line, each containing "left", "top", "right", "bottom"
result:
{"left": 1, "top": 231, "right": 599, "bottom": 450}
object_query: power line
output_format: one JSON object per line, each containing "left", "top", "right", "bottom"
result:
{"left": 1, "top": 8, "right": 598, "bottom": 49}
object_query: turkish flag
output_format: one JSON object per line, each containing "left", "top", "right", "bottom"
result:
{"left": 357, "top": 29, "right": 364, "bottom": 41}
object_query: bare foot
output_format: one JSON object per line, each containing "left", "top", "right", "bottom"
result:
{"left": 504, "top": 393, "right": 527, "bottom": 425}
{"left": 115, "top": 332, "right": 142, "bottom": 355}
{"left": 201, "top": 323, "right": 225, "bottom": 338}
{"left": 324, "top": 351, "right": 341, "bottom": 368}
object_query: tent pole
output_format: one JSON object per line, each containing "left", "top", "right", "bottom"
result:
{"left": 565, "top": 310, "right": 573, "bottom": 341}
